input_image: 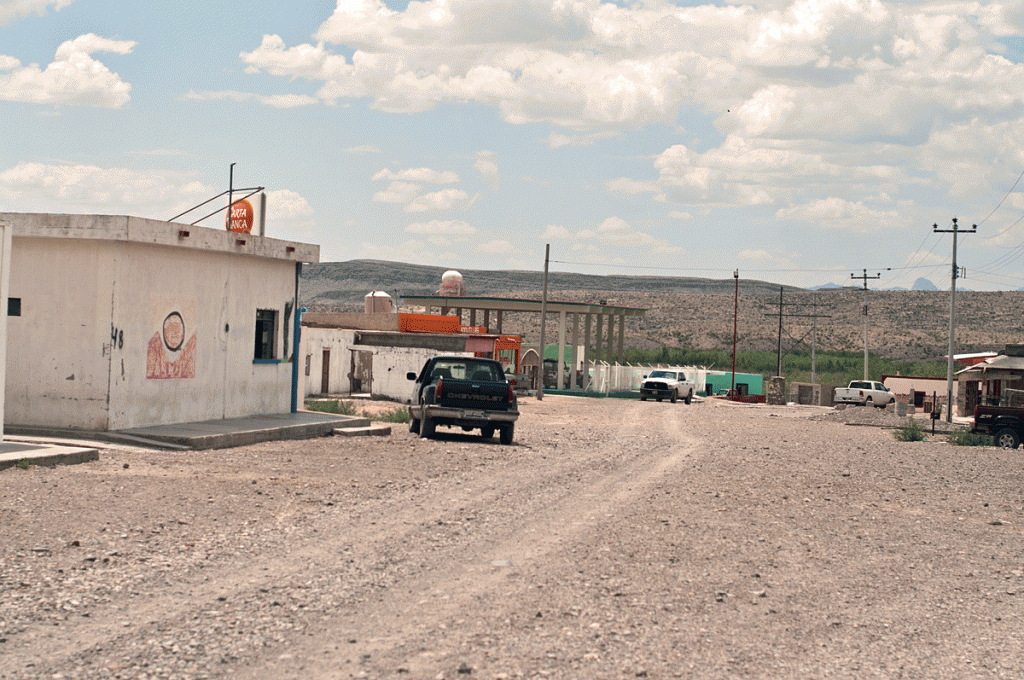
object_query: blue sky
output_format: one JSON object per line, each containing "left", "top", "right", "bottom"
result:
{"left": 3, "top": 0, "right": 1024, "bottom": 291}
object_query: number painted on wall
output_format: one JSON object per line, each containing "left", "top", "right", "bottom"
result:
{"left": 111, "top": 326, "right": 124, "bottom": 350}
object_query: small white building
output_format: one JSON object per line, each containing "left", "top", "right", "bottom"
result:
{"left": 2, "top": 212, "right": 318, "bottom": 431}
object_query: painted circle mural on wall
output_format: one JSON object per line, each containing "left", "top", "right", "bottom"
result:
{"left": 162, "top": 311, "right": 185, "bottom": 352}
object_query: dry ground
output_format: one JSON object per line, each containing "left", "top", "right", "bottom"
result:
{"left": 2, "top": 397, "right": 1023, "bottom": 679}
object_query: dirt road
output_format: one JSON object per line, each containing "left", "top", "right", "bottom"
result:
{"left": 2, "top": 396, "right": 1023, "bottom": 679}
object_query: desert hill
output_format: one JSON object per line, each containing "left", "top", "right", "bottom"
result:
{"left": 301, "top": 260, "right": 1023, "bottom": 363}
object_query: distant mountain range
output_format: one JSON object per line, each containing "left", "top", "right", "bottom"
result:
{"left": 299, "top": 260, "right": 1024, "bottom": 363}
{"left": 815, "top": 277, "right": 941, "bottom": 292}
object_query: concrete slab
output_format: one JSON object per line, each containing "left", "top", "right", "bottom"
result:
{"left": 6, "top": 411, "right": 375, "bottom": 452}
{"left": 113, "top": 411, "right": 371, "bottom": 450}
{"left": 334, "top": 425, "right": 392, "bottom": 437}
{"left": 0, "top": 441, "right": 99, "bottom": 471}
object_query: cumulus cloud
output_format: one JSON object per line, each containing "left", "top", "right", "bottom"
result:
{"left": 474, "top": 151, "right": 499, "bottom": 189}
{"left": 0, "top": 0, "right": 76, "bottom": 25}
{"left": 372, "top": 181, "right": 421, "bottom": 203}
{"left": 545, "top": 131, "right": 619, "bottom": 148}
{"left": 405, "top": 188, "right": 474, "bottom": 212}
{"left": 373, "top": 167, "right": 459, "bottom": 184}
{"left": 739, "top": 249, "right": 773, "bottom": 262}
{"left": 775, "top": 197, "right": 900, "bottom": 233}
{"left": 405, "top": 219, "right": 476, "bottom": 235}
{"left": 0, "top": 161, "right": 210, "bottom": 215}
{"left": 184, "top": 89, "right": 319, "bottom": 108}
{"left": 477, "top": 239, "right": 516, "bottom": 254}
{"left": 0, "top": 33, "right": 136, "bottom": 107}
{"left": 542, "top": 224, "right": 571, "bottom": 239}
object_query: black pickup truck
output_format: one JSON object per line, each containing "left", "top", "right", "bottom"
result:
{"left": 972, "top": 405, "right": 1024, "bottom": 449}
{"left": 407, "top": 356, "right": 519, "bottom": 444}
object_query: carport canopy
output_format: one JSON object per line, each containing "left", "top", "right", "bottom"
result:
{"left": 399, "top": 295, "right": 646, "bottom": 391}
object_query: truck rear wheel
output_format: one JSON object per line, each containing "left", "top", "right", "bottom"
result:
{"left": 670, "top": 391, "right": 677, "bottom": 404}
{"left": 684, "top": 390, "right": 692, "bottom": 405}
{"left": 481, "top": 426, "right": 495, "bottom": 439}
{"left": 409, "top": 417, "right": 420, "bottom": 434}
{"left": 994, "top": 428, "right": 1020, "bottom": 449}
{"left": 499, "top": 424, "right": 514, "bottom": 445}
{"left": 420, "top": 416, "right": 435, "bottom": 439}
{"left": 865, "top": 397, "right": 874, "bottom": 408}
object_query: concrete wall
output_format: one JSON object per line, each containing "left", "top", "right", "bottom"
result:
{"left": 302, "top": 328, "right": 358, "bottom": 396}
{"left": 300, "top": 327, "right": 471, "bottom": 402}
{"left": 4, "top": 213, "right": 316, "bottom": 431}
{"left": 303, "top": 312, "right": 399, "bottom": 331}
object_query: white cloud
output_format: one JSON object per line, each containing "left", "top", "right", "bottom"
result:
{"left": 359, "top": 238, "right": 455, "bottom": 265}
{"left": 739, "top": 249, "right": 773, "bottom": 262}
{"left": 266, "top": 189, "right": 314, "bottom": 219}
{"left": 542, "top": 224, "right": 571, "bottom": 239}
{"left": 373, "top": 167, "right": 459, "bottom": 184}
{"left": 477, "top": 239, "right": 516, "bottom": 254}
{"left": 545, "top": 131, "right": 619, "bottom": 148}
{"left": 405, "top": 188, "right": 473, "bottom": 212}
{"left": 595, "top": 216, "right": 656, "bottom": 245}
{"left": 0, "top": 33, "right": 136, "bottom": 107}
{"left": 0, "top": 161, "right": 211, "bottom": 217}
{"left": 346, "top": 145, "right": 382, "bottom": 154}
{"left": 474, "top": 151, "right": 499, "bottom": 189}
{"left": 405, "top": 219, "right": 476, "bottom": 235}
{"left": 607, "top": 177, "right": 656, "bottom": 195}
{"left": 372, "top": 181, "right": 421, "bottom": 203}
{"left": 0, "top": 0, "right": 76, "bottom": 25}
{"left": 184, "top": 89, "right": 319, "bottom": 108}
{"left": 775, "top": 197, "right": 899, "bottom": 233}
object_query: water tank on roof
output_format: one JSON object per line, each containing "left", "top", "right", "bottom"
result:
{"left": 439, "top": 270, "right": 465, "bottom": 296}
{"left": 364, "top": 290, "right": 393, "bottom": 313}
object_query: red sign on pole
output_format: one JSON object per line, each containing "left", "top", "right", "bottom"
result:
{"left": 226, "top": 199, "right": 254, "bottom": 233}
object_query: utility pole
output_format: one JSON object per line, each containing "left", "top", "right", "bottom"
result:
{"left": 776, "top": 287, "right": 783, "bottom": 377}
{"left": 537, "top": 244, "right": 549, "bottom": 400}
{"left": 228, "top": 162, "right": 236, "bottom": 227}
{"left": 731, "top": 270, "right": 738, "bottom": 394}
{"left": 850, "top": 269, "right": 888, "bottom": 380}
{"left": 766, "top": 290, "right": 830, "bottom": 380}
{"left": 934, "top": 218, "right": 976, "bottom": 422}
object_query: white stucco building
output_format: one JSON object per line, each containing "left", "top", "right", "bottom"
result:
{"left": 2, "top": 212, "right": 318, "bottom": 431}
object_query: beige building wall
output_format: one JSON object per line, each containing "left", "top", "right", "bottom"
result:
{"left": 3, "top": 213, "right": 317, "bottom": 431}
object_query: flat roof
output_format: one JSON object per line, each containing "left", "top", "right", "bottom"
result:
{"left": 2, "top": 212, "right": 319, "bottom": 263}
{"left": 401, "top": 294, "right": 645, "bottom": 316}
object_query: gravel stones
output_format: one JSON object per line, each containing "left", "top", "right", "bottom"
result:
{"left": 2, "top": 397, "right": 1021, "bottom": 679}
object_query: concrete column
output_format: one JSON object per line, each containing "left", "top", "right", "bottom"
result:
{"left": 604, "top": 313, "right": 614, "bottom": 366}
{"left": 617, "top": 314, "right": 625, "bottom": 363}
{"left": 0, "top": 221, "right": 9, "bottom": 442}
{"left": 497, "top": 310, "right": 503, "bottom": 334}
{"left": 584, "top": 313, "right": 592, "bottom": 390}
{"left": 594, "top": 314, "right": 604, "bottom": 364}
{"left": 483, "top": 309, "right": 490, "bottom": 330}
{"left": 470, "top": 308, "right": 476, "bottom": 327}
{"left": 570, "top": 313, "right": 580, "bottom": 391}
{"left": 557, "top": 310, "right": 566, "bottom": 390}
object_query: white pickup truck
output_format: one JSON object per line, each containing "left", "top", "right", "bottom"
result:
{"left": 640, "top": 370, "right": 695, "bottom": 404}
{"left": 833, "top": 380, "right": 895, "bottom": 408}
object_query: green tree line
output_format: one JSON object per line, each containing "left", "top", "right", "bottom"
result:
{"left": 620, "top": 347, "right": 948, "bottom": 385}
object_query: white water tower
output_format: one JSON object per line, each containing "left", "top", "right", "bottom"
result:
{"left": 439, "top": 270, "right": 465, "bottom": 296}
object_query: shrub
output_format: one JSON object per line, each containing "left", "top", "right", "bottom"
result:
{"left": 894, "top": 419, "right": 926, "bottom": 442}
{"left": 947, "top": 429, "right": 993, "bottom": 447}
{"left": 305, "top": 399, "right": 357, "bottom": 416}
{"left": 367, "top": 406, "right": 410, "bottom": 423}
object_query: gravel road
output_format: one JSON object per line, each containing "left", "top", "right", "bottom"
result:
{"left": 2, "top": 396, "right": 1023, "bottom": 679}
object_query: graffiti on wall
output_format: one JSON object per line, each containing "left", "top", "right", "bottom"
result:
{"left": 147, "top": 296, "right": 197, "bottom": 380}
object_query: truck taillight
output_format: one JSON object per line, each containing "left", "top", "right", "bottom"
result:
{"left": 508, "top": 382, "right": 514, "bottom": 403}
{"left": 436, "top": 378, "right": 444, "bottom": 399}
